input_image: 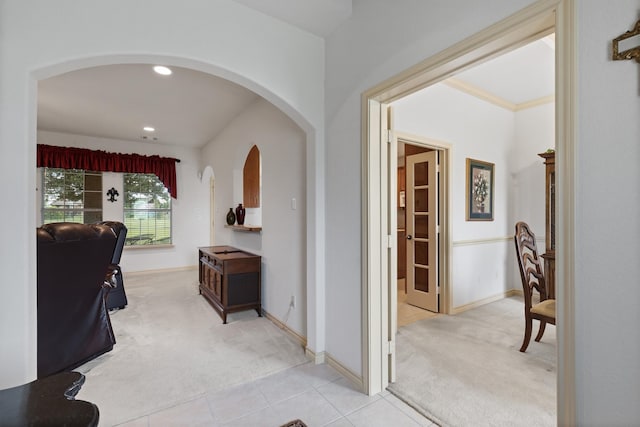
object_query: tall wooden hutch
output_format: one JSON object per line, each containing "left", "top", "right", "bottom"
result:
{"left": 538, "top": 151, "right": 555, "bottom": 299}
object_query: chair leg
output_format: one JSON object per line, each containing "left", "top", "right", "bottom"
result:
{"left": 520, "top": 315, "right": 532, "bottom": 352}
{"left": 535, "top": 321, "right": 546, "bottom": 342}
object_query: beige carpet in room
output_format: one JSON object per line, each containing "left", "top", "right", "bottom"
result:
{"left": 76, "top": 269, "right": 308, "bottom": 427}
{"left": 388, "top": 296, "right": 556, "bottom": 427}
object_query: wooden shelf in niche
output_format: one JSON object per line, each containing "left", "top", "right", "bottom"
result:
{"left": 225, "top": 225, "right": 262, "bottom": 232}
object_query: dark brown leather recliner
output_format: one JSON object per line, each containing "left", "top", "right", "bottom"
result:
{"left": 37, "top": 222, "right": 119, "bottom": 378}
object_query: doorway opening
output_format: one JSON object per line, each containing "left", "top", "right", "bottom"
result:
{"left": 388, "top": 32, "right": 557, "bottom": 425}
{"left": 361, "top": 0, "right": 576, "bottom": 424}
{"left": 395, "top": 134, "right": 451, "bottom": 329}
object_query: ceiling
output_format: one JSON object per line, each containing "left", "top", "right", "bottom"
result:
{"left": 36, "top": 2, "right": 554, "bottom": 148}
{"left": 38, "top": 64, "right": 260, "bottom": 148}
{"left": 232, "top": 0, "right": 353, "bottom": 38}
{"left": 447, "top": 35, "right": 555, "bottom": 108}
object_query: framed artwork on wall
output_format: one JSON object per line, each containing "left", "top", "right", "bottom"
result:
{"left": 466, "top": 158, "right": 494, "bottom": 221}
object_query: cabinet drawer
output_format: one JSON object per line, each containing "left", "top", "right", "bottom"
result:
{"left": 200, "top": 256, "right": 223, "bottom": 274}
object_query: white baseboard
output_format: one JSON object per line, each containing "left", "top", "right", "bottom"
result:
{"left": 262, "top": 310, "right": 307, "bottom": 348}
{"left": 124, "top": 265, "right": 198, "bottom": 277}
{"left": 451, "top": 289, "right": 520, "bottom": 315}
{"left": 305, "top": 347, "right": 325, "bottom": 364}
{"left": 302, "top": 347, "right": 364, "bottom": 393}
{"left": 324, "top": 352, "right": 364, "bottom": 392}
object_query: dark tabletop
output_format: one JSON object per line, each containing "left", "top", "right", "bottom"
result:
{"left": 0, "top": 371, "right": 99, "bottom": 427}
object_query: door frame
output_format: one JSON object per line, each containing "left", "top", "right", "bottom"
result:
{"left": 397, "top": 133, "right": 452, "bottom": 316}
{"left": 360, "top": 1, "right": 576, "bottom": 425}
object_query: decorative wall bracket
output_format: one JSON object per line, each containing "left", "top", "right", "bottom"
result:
{"left": 612, "top": 19, "right": 640, "bottom": 63}
{"left": 106, "top": 187, "right": 119, "bottom": 202}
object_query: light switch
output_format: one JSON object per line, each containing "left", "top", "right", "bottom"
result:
{"left": 291, "top": 198, "right": 297, "bottom": 210}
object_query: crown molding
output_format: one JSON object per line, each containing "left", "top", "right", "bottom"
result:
{"left": 515, "top": 94, "right": 555, "bottom": 110}
{"left": 443, "top": 77, "right": 554, "bottom": 112}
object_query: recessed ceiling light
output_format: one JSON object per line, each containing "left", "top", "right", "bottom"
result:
{"left": 143, "top": 126, "right": 155, "bottom": 132}
{"left": 153, "top": 65, "right": 172, "bottom": 76}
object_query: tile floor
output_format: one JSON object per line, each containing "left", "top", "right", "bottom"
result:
{"left": 116, "top": 362, "right": 436, "bottom": 427}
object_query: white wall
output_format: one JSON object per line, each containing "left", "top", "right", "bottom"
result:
{"left": 0, "top": 0, "right": 324, "bottom": 388}
{"left": 512, "top": 102, "right": 555, "bottom": 233}
{"left": 323, "top": 0, "right": 536, "bottom": 377}
{"left": 202, "top": 99, "right": 307, "bottom": 338}
{"left": 575, "top": 1, "right": 640, "bottom": 424}
{"left": 394, "top": 83, "right": 516, "bottom": 307}
{"left": 323, "top": 0, "right": 640, "bottom": 422}
{"left": 393, "top": 84, "right": 554, "bottom": 308}
{"left": 511, "top": 102, "right": 555, "bottom": 291}
{"left": 37, "top": 130, "right": 209, "bottom": 272}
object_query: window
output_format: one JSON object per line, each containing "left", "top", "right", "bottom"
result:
{"left": 123, "top": 173, "right": 171, "bottom": 245}
{"left": 41, "top": 168, "right": 102, "bottom": 224}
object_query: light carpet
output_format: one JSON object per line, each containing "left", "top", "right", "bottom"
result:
{"left": 388, "top": 296, "right": 556, "bottom": 427}
{"left": 76, "top": 269, "right": 308, "bottom": 427}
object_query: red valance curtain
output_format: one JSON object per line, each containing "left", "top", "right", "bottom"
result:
{"left": 37, "top": 144, "right": 179, "bottom": 198}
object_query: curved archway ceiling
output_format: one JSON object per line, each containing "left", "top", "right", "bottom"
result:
{"left": 37, "top": 64, "right": 260, "bottom": 147}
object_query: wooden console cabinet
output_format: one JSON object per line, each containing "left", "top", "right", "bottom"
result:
{"left": 198, "top": 245, "right": 262, "bottom": 324}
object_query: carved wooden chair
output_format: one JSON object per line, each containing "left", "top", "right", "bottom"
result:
{"left": 514, "top": 221, "right": 556, "bottom": 352}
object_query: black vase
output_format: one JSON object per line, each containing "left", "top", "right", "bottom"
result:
{"left": 235, "top": 203, "right": 246, "bottom": 225}
{"left": 226, "top": 208, "right": 236, "bottom": 225}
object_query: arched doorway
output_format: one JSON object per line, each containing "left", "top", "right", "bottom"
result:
{"left": 24, "top": 54, "right": 323, "bottom": 382}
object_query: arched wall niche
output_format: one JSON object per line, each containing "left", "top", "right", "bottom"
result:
{"left": 200, "top": 165, "right": 215, "bottom": 183}
{"left": 240, "top": 144, "right": 262, "bottom": 227}
{"left": 243, "top": 145, "right": 261, "bottom": 209}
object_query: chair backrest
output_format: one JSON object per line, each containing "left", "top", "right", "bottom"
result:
{"left": 514, "top": 222, "right": 548, "bottom": 309}
{"left": 97, "top": 221, "right": 127, "bottom": 264}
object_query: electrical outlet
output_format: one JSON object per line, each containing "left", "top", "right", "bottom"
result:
{"left": 290, "top": 295, "right": 296, "bottom": 308}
